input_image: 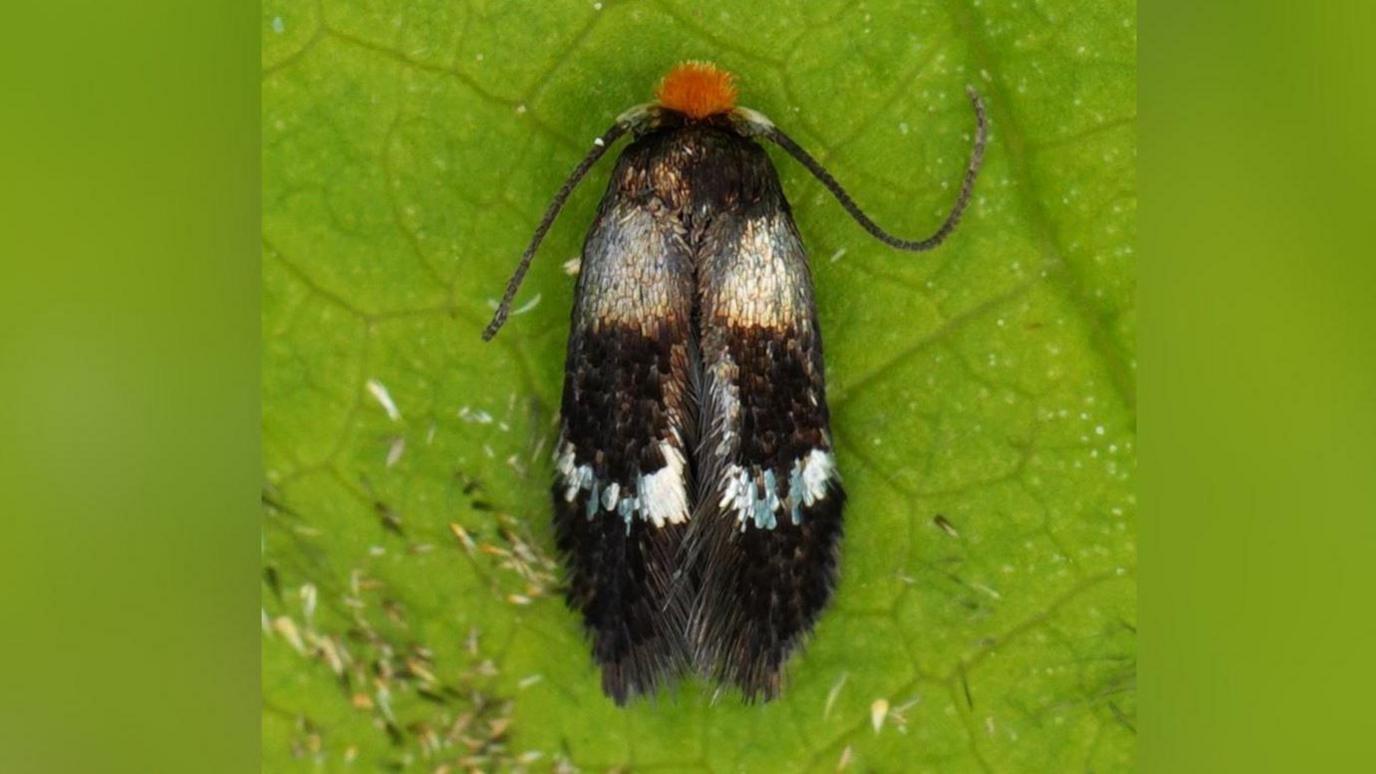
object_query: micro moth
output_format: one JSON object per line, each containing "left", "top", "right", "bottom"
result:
{"left": 485, "top": 62, "right": 986, "bottom": 703}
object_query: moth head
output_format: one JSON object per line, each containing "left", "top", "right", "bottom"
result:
{"left": 655, "top": 61, "right": 737, "bottom": 119}
{"left": 639, "top": 62, "right": 776, "bottom": 137}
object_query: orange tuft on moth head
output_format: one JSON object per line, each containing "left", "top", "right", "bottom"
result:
{"left": 655, "top": 62, "right": 738, "bottom": 120}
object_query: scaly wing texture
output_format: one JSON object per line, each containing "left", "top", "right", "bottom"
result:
{"left": 552, "top": 152, "right": 697, "bottom": 703}
{"left": 688, "top": 137, "right": 846, "bottom": 700}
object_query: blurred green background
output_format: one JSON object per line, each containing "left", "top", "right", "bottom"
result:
{"left": 0, "top": 1, "right": 259, "bottom": 772}
{"left": 261, "top": 0, "right": 1133, "bottom": 771}
{"left": 1140, "top": 2, "right": 1376, "bottom": 772}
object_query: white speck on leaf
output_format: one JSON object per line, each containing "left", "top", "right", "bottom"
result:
{"left": 824, "top": 672, "right": 848, "bottom": 720}
{"left": 271, "top": 616, "right": 304, "bottom": 653}
{"left": 366, "top": 379, "right": 401, "bottom": 421}
{"left": 299, "top": 583, "right": 317, "bottom": 623}
{"left": 511, "top": 293, "right": 542, "bottom": 316}
{"left": 459, "top": 406, "right": 494, "bottom": 424}
{"left": 972, "top": 581, "right": 1002, "bottom": 600}
{"left": 870, "top": 699, "right": 889, "bottom": 733}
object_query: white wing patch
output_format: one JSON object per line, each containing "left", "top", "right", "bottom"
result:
{"left": 719, "top": 449, "right": 839, "bottom": 531}
{"left": 555, "top": 439, "right": 690, "bottom": 530}
{"left": 796, "top": 449, "right": 837, "bottom": 506}
{"left": 640, "top": 443, "right": 690, "bottom": 527}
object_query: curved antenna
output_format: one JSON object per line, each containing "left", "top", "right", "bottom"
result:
{"left": 482, "top": 120, "right": 629, "bottom": 340}
{"left": 762, "top": 87, "right": 987, "bottom": 252}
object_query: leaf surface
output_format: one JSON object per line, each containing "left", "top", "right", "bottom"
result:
{"left": 262, "top": 1, "right": 1136, "bottom": 770}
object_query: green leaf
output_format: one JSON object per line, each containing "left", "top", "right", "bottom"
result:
{"left": 262, "top": 0, "right": 1135, "bottom": 770}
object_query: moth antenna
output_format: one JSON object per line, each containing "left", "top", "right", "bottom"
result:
{"left": 483, "top": 120, "right": 629, "bottom": 340}
{"left": 763, "top": 87, "right": 987, "bottom": 252}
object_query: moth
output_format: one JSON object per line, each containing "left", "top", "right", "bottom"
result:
{"left": 484, "top": 63, "right": 986, "bottom": 703}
